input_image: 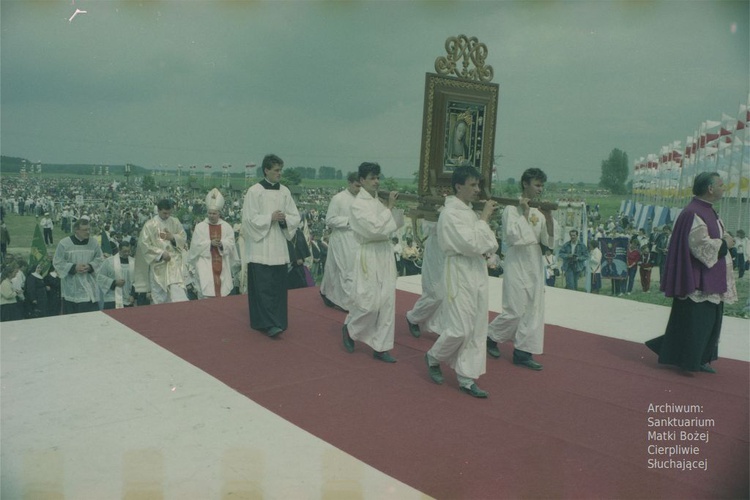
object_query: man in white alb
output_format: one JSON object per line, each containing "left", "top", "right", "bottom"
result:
{"left": 342, "top": 162, "right": 404, "bottom": 362}
{"left": 405, "top": 217, "right": 443, "bottom": 338}
{"left": 487, "top": 168, "right": 557, "bottom": 371}
{"left": 424, "top": 166, "right": 498, "bottom": 398}
{"left": 53, "top": 217, "right": 104, "bottom": 314}
{"left": 320, "top": 172, "right": 361, "bottom": 311}
{"left": 242, "top": 154, "right": 301, "bottom": 337}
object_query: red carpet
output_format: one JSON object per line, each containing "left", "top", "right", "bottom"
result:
{"left": 106, "top": 287, "right": 749, "bottom": 499}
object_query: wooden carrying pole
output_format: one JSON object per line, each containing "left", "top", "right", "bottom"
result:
{"left": 377, "top": 191, "right": 558, "bottom": 211}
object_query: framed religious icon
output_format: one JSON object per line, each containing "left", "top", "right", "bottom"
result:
{"left": 417, "top": 72, "right": 499, "bottom": 196}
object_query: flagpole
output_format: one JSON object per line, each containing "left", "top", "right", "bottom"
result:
{"left": 655, "top": 148, "right": 662, "bottom": 208}
{"left": 673, "top": 140, "right": 686, "bottom": 213}
{"left": 718, "top": 142, "right": 729, "bottom": 226}
{"left": 633, "top": 157, "right": 644, "bottom": 207}
{"left": 678, "top": 137, "right": 689, "bottom": 208}
{"left": 692, "top": 121, "right": 709, "bottom": 209}
{"left": 670, "top": 141, "right": 682, "bottom": 212}
{"left": 719, "top": 108, "right": 739, "bottom": 229}
{"left": 682, "top": 134, "right": 695, "bottom": 208}
{"left": 657, "top": 145, "right": 668, "bottom": 208}
{"left": 736, "top": 98, "right": 750, "bottom": 232}
{"left": 686, "top": 129, "right": 699, "bottom": 207}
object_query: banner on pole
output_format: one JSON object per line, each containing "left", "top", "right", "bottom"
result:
{"left": 599, "top": 237, "right": 628, "bottom": 281}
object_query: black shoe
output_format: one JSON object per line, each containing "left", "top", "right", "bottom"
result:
{"left": 267, "top": 327, "right": 283, "bottom": 338}
{"left": 373, "top": 351, "right": 397, "bottom": 363}
{"left": 512, "top": 349, "right": 543, "bottom": 370}
{"left": 425, "top": 354, "right": 443, "bottom": 384}
{"left": 459, "top": 383, "right": 488, "bottom": 398}
{"left": 406, "top": 317, "right": 421, "bottom": 338}
{"left": 322, "top": 293, "right": 348, "bottom": 312}
{"left": 699, "top": 363, "right": 716, "bottom": 374}
{"left": 513, "top": 357, "right": 543, "bottom": 370}
{"left": 342, "top": 324, "right": 355, "bottom": 353}
{"left": 486, "top": 338, "right": 500, "bottom": 359}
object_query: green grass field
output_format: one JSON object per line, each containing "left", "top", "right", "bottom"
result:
{"left": 4, "top": 214, "right": 69, "bottom": 258}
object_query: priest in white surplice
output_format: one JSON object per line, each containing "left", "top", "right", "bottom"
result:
{"left": 487, "top": 168, "right": 558, "bottom": 371}
{"left": 53, "top": 217, "right": 104, "bottom": 314}
{"left": 97, "top": 240, "right": 135, "bottom": 309}
{"left": 136, "top": 198, "right": 189, "bottom": 304}
{"left": 320, "top": 172, "right": 361, "bottom": 311}
{"left": 188, "top": 188, "right": 238, "bottom": 298}
{"left": 242, "top": 154, "right": 301, "bottom": 337}
{"left": 342, "top": 162, "right": 404, "bottom": 363}
{"left": 423, "top": 166, "right": 499, "bottom": 398}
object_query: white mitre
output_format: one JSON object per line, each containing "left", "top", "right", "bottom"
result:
{"left": 205, "top": 188, "right": 225, "bottom": 211}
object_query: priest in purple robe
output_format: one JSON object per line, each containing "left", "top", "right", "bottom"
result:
{"left": 645, "top": 172, "right": 737, "bottom": 373}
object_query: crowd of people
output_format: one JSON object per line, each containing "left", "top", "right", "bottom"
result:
{"left": 0, "top": 161, "right": 744, "bottom": 390}
{"left": 540, "top": 211, "right": 748, "bottom": 299}
{"left": 0, "top": 172, "right": 344, "bottom": 321}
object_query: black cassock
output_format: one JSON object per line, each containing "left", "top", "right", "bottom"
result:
{"left": 646, "top": 298, "right": 722, "bottom": 372}
{"left": 247, "top": 262, "right": 288, "bottom": 332}
{"left": 286, "top": 228, "right": 312, "bottom": 290}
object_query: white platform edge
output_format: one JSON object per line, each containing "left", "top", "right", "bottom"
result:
{"left": 2, "top": 280, "right": 747, "bottom": 499}
{"left": 0, "top": 313, "right": 427, "bottom": 500}
{"left": 397, "top": 275, "right": 750, "bottom": 363}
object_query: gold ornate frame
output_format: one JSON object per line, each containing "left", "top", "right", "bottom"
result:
{"left": 417, "top": 73, "right": 499, "bottom": 197}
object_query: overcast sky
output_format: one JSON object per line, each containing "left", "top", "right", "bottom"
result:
{"left": 1, "top": 0, "right": 748, "bottom": 182}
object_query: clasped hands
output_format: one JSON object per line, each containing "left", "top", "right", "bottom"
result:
{"left": 159, "top": 230, "right": 175, "bottom": 242}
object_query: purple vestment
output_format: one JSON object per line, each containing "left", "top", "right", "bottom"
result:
{"left": 661, "top": 197, "right": 727, "bottom": 298}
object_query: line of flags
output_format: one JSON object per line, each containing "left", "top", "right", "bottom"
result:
{"left": 633, "top": 97, "right": 750, "bottom": 201}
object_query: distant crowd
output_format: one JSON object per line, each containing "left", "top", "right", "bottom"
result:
{"left": 0, "top": 175, "right": 342, "bottom": 320}
{"left": 0, "top": 174, "right": 747, "bottom": 323}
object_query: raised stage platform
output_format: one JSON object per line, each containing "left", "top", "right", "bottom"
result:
{"left": 2, "top": 276, "right": 748, "bottom": 499}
